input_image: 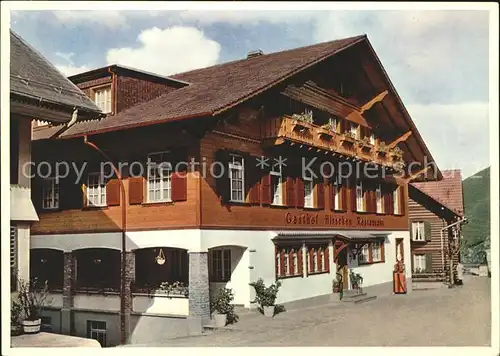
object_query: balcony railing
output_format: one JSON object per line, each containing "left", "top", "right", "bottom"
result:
{"left": 262, "top": 115, "right": 403, "bottom": 168}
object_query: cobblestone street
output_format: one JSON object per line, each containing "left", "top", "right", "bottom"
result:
{"left": 127, "top": 276, "right": 491, "bottom": 347}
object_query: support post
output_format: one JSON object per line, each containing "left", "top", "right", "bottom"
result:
{"left": 188, "top": 251, "right": 210, "bottom": 334}
{"left": 61, "top": 252, "right": 75, "bottom": 335}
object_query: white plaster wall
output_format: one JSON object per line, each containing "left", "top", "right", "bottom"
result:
{"left": 276, "top": 272, "right": 333, "bottom": 304}
{"left": 126, "top": 229, "right": 202, "bottom": 252}
{"left": 73, "top": 295, "right": 121, "bottom": 311}
{"left": 209, "top": 246, "right": 250, "bottom": 306}
{"left": 46, "top": 293, "right": 63, "bottom": 308}
{"left": 17, "top": 224, "right": 30, "bottom": 283}
{"left": 17, "top": 118, "right": 31, "bottom": 188}
{"left": 348, "top": 232, "right": 411, "bottom": 288}
{"left": 132, "top": 295, "right": 188, "bottom": 316}
{"left": 31, "top": 232, "right": 122, "bottom": 252}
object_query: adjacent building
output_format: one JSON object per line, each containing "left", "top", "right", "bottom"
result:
{"left": 9, "top": 30, "right": 102, "bottom": 292}
{"left": 408, "top": 170, "right": 465, "bottom": 284}
{"left": 31, "top": 35, "right": 441, "bottom": 345}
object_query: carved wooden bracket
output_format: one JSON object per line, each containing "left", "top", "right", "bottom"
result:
{"left": 333, "top": 241, "right": 349, "bottom": 262}
{"left": 360, "top": 90, "right": 389, "bottom": 114}
{"left": 387, "top": 131, "right": 412, "bottom": 149}
{"left": 404, "top": 165, "right": 431, "bottom": 183}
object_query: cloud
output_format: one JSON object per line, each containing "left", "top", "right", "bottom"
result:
{"left": 56, "top": 64, "right": 92, "bottom": 77}
{"left": 178, "top": 10, "right": 315, "bottom": 25}
{"left": 106, "top": 26, "right": 221, "bottom": 76}
{"left": 407, "top": 102, "right": 489, "bottom": 179}
{"left": 52, "top": 11, "right": 128, "bottom": 28}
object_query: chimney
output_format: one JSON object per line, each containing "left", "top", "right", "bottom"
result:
{"left": 247, "top": 49, "right": 264, "bottom": 59}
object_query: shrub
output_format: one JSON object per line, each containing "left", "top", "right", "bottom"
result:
{"left": 17, "top": 278, "right": 50, "bottom": 321}
{"left": 211, "top": 288, "right": 239, "bottom": 324}
{"left": 249, "top": 278, "right": 281, "bottom": 308}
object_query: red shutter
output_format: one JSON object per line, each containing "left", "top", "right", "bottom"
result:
{"left": 128, "top": 177, "right": 144, "bottom": 205}
{"left": 261, "top": 174, "right": 272, "bottom": 205}
{"left": 296, "top": 178, "right": 305, "bottom": 208}
{"left": 246, "top": 155, "right": 262, "bottom": 204}
{"left": 286, "top": 177, "right": 296, "bottom": 207}
{"left": 215, "top": 150, "right": 230, "bottom": 203}
{"left": 388, "top": 186, "right": 395, "bottom": 215}
{"left": 171, "top": 171, "right": 188, "bottom": 201}
{"left": 280, "top": 249, "right": 285, "bottom": 277}
{"left": 399, "top": 186, "right": 406, "bottom": 216}
{"left": 350, "top": 179, "right": 357, "bottom": 212}
{"left": 298, "top": 248, "right": 303, "bottom": 275}
{"left": 308, "top": 247, "right": 314, "bottom": 273}
{"left": 328, "top": 183, "right": 334, "bottom": 211}
{"left": 325, "top": 247, "right": 330, "bottom": 272}
{"left": 275, "top": 246, "right": 278, "bottom": 277}
{"left": 316, "top": 182, "right": 325, "bottom": 209}
{"left": 318, "top": 248, "right": 323, "bottom": 271}
{"left": 248, "top": 181, "right": 260, "bottom": 204}
{"left": 106, "top": 179, "right": 121, "bottom": 206}
{"left": 289, "top": 249, "right": 295, "bottom": 275}
{"left": 341, "top": 181, "right": 347, "bottom": 211}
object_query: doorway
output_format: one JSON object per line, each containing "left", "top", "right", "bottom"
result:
{"left": 336, "top": 247, "right": 349, "bottom": 290}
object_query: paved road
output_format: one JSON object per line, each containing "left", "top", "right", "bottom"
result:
{"left": 127, "top": 275, "right": 491, "bottom": 347}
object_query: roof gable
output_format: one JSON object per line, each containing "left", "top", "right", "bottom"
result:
{"left": 10, "top": 30, "right": 101, "bottom": 116}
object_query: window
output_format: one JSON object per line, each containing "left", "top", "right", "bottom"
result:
{"left": 307, "top": 245, "right": 329, "bottom": 274}
{"left": 276, "top": 246, "right": 302, "bottom": 278}
{"left": 359, "top": 244, "right": 369, "bottom": 263}
{"left": 393, "top": 187, "right": 400, "bottom": 214}
{"left": 87, "top": 173, "right": 107, "bottom": 207}
{"left": 229, "top": 155, "right": 245, "bottom": 202}
{"left": 75, "top": 249, "right": 121, "bottom": 289}
{"left": 369, "top": 133, "right": 376, "bottom": 145}
{"left": 372, "top": 241, "right": 382, "bottom": 262}
{"left": 412, "top": 221, "right": 426, "bottom": 241}
{"left": 210, "top": 249, "right": 231, "bottom": 282}
{"left": 270, "top": 163, "right": 283, "bottom": 205}
{"left": 304, "top": 176, "right": 314, "bottom": 208}
{"left": 376, "top": 184, "right": 383, "bottom": 213}
{"left": 413, "top": 254, "right": 426, "bottom": 273}
{"left": 42, "top": 178, "right": 59, "bottom": 210}
{"left": 330, "top": 117, "right": 338, "bottom": 133}
{"left": 350, "top": 123, "right": 359, "bottom": 139}
{"left": 332, "top": 177, "right": 342, "bottom": 210}
{"left": 30, "top": 249, "right": 64, "bottom": 290}
{"left": 87, "top": 320, "right": 106, "bottom": 347}
{"left": 356, "top": 180, "right": 364, "bottom": 212}
{"left": 358, "top": 241, "right": 385, "bottom": 264}
{"left": 135, "top": 248, "right": 188, "bottom": 289}
{"left": 147, "top": 151, "right": 172, "bottom": 203}
{"left": 93, "top": 86, "right": 112, "bottom": 113}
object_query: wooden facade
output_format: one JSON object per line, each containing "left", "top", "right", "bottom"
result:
{"left": 30, "top": 39, "right": 441, "bottom": 237}
{"left": 408, "top": 184, "right": 462, "bottom": 280}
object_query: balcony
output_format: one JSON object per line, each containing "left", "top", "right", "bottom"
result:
{"left": 261, "top": 115, "right": 403, "bottom": 168}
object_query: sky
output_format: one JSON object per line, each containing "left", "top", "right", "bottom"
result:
{"left": 10, "top": 8, "right": 491, "bottom": 179}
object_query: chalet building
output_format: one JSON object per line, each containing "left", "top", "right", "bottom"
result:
{"left": 9, "top": 30, "right": 102, "bottom": 292}
{"left": 31, "top": 34, "right": 441, "bottom": 345}
{"left": 408, "top": 170, "right": 465, "bottom": 283}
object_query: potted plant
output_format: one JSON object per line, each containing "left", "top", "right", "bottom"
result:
{"left": 292, "top": 109, "right": 314, "bottom": 124}
{"left": 349, "top": 270, "right": 363, "bottom": 292}
{"left": 11, "top": 299, "right": 23, "bottom": 336}
{"left": 17, "top": 278, "right": 50, "bottom": 334}
{"left": 249, "top": 278, "right": 282, "bottom": 317}
{"left": 210, "top": 288, "right": 235, "bottom": 327}
{"left": 332, "top": 278, "right": 342, "bottom": 293}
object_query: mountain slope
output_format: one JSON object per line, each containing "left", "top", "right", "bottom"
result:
{"left": 462, "top": 166, "right": 490, "bottom": 249}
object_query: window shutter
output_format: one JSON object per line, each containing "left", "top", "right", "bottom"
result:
{"left": 171, "top": 172, "right": 188, "bottom": 202}
{"left": 106, "top": 179, "right": 121, "bottom": 206}
{"left": 424, "top": 221, "right": 432, "bottom": 242}
{"left": 59, "top": 175, "right": 82, "bottom": 210}
{"left": 350, "top": 179, "right": 357, "bottom": 212}
{"left": 298, "top": 248, "right": 303, "bottom": 275}
{"left": 409, "top": 219, "right": 414, "bottom": 240}
{"left": 31, "top": 178, "right": 43, "bottom": 212}
{"left": 386, "top": 185, "right": 395, "bottom": 215}
{"left": 215, "top": 150, "right": 230, "bottom": 203}
{"left": 325, "top": 247, "right": 330, "bottom": 272}
{"left": 128, "top": 177, "right": 144, "bottom": 205}
{"left": 286, "top": 177, "right": 296, "bottom": 207}
{"left": 308, "top": 247, "right": 314, "bottom": 273}
{"left": 260, "top": 174, "right": 272, "bottom": 205}
{"left": 274, "top": 246, "right": 278, "bottom": 277}
{"left": 381, "top": 241, "right": 386, "bottom": 262}
{"left": 81, "top": 184, "right": 88, "bottom": 207}
{"left": 316, "top": 182, "right": 325, "bottom": 209}
{"left": 425, "top": 253, "right": 433, "bottom": 273}
{"left": 295, "top": 178, "right": 305, "bottom": 208}
{"left": 328, "top": 183, "right": 334, "bottom": 211}
{"left": 246, "top": 155, "right": 262, "bottom": 204}
{"left": 289, "top": 249, "right": 295, "bottom": 275}
{"left": 280, "top": 249, "right": 285, "bottom": 277}
{"left": 399, "top": 186, "right": 406, "bottom": 215}
{"left": 317, "top": 248, "right": 323, "bottom": 271}
{"left": 341, "top": 181, "right": 347, "bottom": 211}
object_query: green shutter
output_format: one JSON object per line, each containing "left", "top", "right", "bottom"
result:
{"left": 425, "top": 253, "right": 433, "bottom": 273}
{"left": 424, "top": 221, "right": 432, "bottom": 242}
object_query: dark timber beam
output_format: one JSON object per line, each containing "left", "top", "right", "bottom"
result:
{"left": 360, "top": 90, "right": 389, "bottom": 114}
{"left": 387, "top": 131, "right": 412, "bottom": 149}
